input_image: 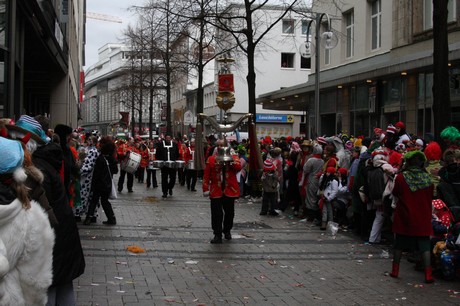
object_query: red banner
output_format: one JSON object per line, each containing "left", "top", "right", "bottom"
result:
{"left": 218, "top": 74, "right": 234, "bottom": 92}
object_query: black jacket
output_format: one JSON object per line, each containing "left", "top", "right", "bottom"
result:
{"left": 156, "top": 140, "right": 179, "bottom": 161}
{"left": 32, "top": 143, "right": 85, "bottom": 285}
{"left": 92, "top": 154, "right": 118, "bottom": 195}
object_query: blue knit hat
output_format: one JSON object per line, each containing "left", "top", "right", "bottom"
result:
{"left": 7, "top": 115, "right": 48, "bottom": 145}
{"left": 0, "top": 137, "right": 24, "bottom": 174}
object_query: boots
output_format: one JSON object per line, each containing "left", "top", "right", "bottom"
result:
{"left": 103, "top": 217, "right": 117, "bottom": 225}
{"left": 424, "top": 266, "right": 435, "bottom": 283}
{"left": 83, "top": 216, "right": 91, "bottom": 225}
{"left": 390, "top": 262, "right": 399, "bottom": 278}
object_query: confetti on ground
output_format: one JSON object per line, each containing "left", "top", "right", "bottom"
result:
{"left": 268, "top": 260, "right": 277, "bottom": 266}
{"left": 116, "top": 290, "right": 125, "bottom": 293}
{"left": 294, "top": 283, "right": 304, "bottom": 287}
{"left": 114, "top": 276, "right": 123, "bottom": 280}
{"left": 126, "top": 245, "right": 146, "bottom": 253}
{"left": 116, "top": 261, "right": 128, "bottom": 265}
{"left": 185, "top": 260, "right": 198, "bottom": 264}
{"left": 91, "top": 283, "right": 99, "bottom": 286}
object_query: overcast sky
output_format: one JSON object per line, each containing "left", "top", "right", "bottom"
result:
{"left": 85, "top": 0, "right": 141, "bottom": 68}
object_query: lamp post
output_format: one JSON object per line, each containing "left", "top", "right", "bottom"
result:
{"left": 300, "top": 13, "right": 338, "bottom": 138}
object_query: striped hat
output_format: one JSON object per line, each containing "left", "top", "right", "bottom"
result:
{"left": 6, "top": 115, "right": 48, "bottom": 145}
{"left": 317, "top": 136, "right": 327, "bottom": 146}
{"left": 386, "top": 124, "right": 397, "bottom": 134}
{"left": 263, "top": 159, "right": 276, "bottom": 171}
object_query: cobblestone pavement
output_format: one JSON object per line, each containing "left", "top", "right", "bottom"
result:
{"left": 74, "top": 174, "right": 459, "bottom": 306}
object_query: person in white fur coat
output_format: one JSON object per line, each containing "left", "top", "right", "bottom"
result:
{"left": 0, "top": 136, "right": 54, "bottom": 305}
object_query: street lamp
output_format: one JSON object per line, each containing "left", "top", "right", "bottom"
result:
{"left": 299, "top": 13, "right": 338, "bottom": 138}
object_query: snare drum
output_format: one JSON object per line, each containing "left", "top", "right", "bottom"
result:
{"left": 153, "top": 160, "right": 164, "bottom": 169}
{"left": 164, "top": 161, "right": 175, "bottom": 168}
{"left": 147, "top": 160, "right": 155, "bottom": 170}
{"left": 121, "top": 151, "right": 141, "bottom": 174}
{"left": 175, "top": 160, "right": 186, "bottom": 169}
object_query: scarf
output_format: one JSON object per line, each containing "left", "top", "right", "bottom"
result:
{"left": 402, "top": 166, "right": 432, "bottom": 192}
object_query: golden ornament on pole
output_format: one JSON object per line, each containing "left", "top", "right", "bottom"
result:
{"left": 216, "top": 92, "right": 235, "bottom": 111}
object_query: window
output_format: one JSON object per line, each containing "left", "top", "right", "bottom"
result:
{"left": 281, "top": 53, "right": 294, "bottom": 68}
{"left": 301, "top": 56, "right": 311, "bottom": 69}
{"left": 324, "top": 48, "right": 330, "bottom": 66}
{"left": 282, "top": 19, "right": 295, "bottom": 34}
{"left": 371, "top": 0, "right": 381, "bottom": 50}
{"left": 301, "top": 20, "right": 309, "bottom": 35}
{"left": 345, "top": 10, "right": 354, "bottom": 58}
{"left": 424, "top": 0, "right": 456, "bottom": 30}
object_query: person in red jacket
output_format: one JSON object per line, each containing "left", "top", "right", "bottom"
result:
{"left": 390, "top": 150, "right": 435, "bottom": 283}
{"left": 203, "top": 146, "right": 242, "bottom": 244}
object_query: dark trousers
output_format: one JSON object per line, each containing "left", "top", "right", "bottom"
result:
{"left": 210, "top": 196, "right": 235, "bottom": 237}
{"left": 261, "top": 191, "right": 277, "bottom": 213}
{"left": 146, "top": 169, "right": 158, "bottom": 187}
{"left": 185, "top": 169, "right": 197, "bottom": 190}
{"left": 87, "top": 190, "right": 115, "bottom": 221}
{"left": 137, "top": 167, "right": 145, "bottom": 183}
{"left": 118, "top": 168, "right": 133, "bottom": 192}
{"left": 161, "top": 167, "right": 176, "bottom": 195}
{"left": 177, "top": 168, "right": 185, "bottom": 185}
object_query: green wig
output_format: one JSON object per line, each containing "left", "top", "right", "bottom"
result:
{"left": 440, "top": 126, "right": 460, "bottom": 141}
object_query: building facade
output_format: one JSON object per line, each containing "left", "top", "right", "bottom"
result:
{"left": 258, "top": 0, "right": 460, "bottom": 139}
{"left": 0, "top": 0, "right": 85, "bottom": 128}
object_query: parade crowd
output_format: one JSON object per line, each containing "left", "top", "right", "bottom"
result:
{"left": 0, "top": 114, "right": 459, "bottom": 304}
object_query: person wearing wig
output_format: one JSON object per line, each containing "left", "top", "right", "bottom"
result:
{"left": 390, "top": 150, "right": 435, "bottom": 283}
{"left": 440, "top": 126, "right": 460, "bottom": 150}
{"left": 318, "top": 167, "right": 339, "bottom": 230}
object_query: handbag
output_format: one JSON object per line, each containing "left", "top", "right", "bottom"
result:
{"left": 105, "top": 157, "right": 118, "bottom": 200}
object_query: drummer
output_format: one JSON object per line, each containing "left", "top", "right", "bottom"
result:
{"left": 117, "top": 137, "right": 136, "bottom": 193}
{"left": 184, "top": 138, "right": 197, "bottom": 191}
{"left": 146, "top": 141, "right": 158, "bottom": 188}
{"left": 156, "top": 134, "right": 180, "bottom": 198}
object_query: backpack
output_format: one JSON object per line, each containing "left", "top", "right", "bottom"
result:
{"left": 366, "top": 166, "right": 385, "bottom": 201}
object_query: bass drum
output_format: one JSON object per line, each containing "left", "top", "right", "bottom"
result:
{"left": 120, "top": 151, "right": 141, "bottom": 174}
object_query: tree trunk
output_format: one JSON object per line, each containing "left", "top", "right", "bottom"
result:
{"left": 432, "top": 0, "right": 450, "bottom": 142}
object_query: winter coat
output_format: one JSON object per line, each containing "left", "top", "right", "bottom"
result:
{"left": 91, "top": 154, "right": 118, "bottom": 195}
{"left": 262, "top": 171, "right": 279, "bottom": 193}
{"left": 32, "top": 143, "right": 85, "bottom": 286}
{"left": 156, "top": 140, "right": 179, "bottom": 161}
{"left": 392, "top": 173, "right": 434, "bottom": 237}
{"left": 24, "top": 164, "right": 59, "bottom": 227}
{"left": 203, "top": 154, "right": 241, "bottom": 199}
{"left": 0, "top": 183, "right": 54, "bottom": 306}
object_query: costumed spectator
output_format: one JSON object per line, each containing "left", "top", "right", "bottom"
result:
{"left": 117, "top": 137, "right": 135, "bottom": 193}
{"left": 437, "top": 148, "right": 460, "bottom": 208}
{"left": 146, "top": 141, "right": 158, "bottom": 188}
{"left": 301, "top": 144, "right": 324, "bottom": 222}
{"left": 331, "top": 136, "right": 351, "bottom": 169}
{"left": 283, "top": 151, "right": 301, "bottom": 214}
{"left": 390, "top": 150, "right": 435, "bottom": 284}
{"left": 84, "top": 141, "right": 118, "bottom": 225}
{"left": 202, "top": 146, "right": 241, "bottom": 244}
{"left": 32, "top": 130, "right": 85, "bottom": 304}
{"left": 365, "top": 148, "right": 397, "bottom": 244}
{"left": 184, "top": 139, "right": 198, "bottom": 191}
{"left": 270, "top": 147, "right": 284, "bottom": 207}
{"left": 348, "top": 146, "right": 361, "bottom": 230}
{"left": 394, "top": 121, "right": 411, "bottom": 145}
{"left": 0, "top": 137, "right": 55, "bottom": 305}
{"left": 335, "top": 167, "right": 350, "bottom": 226}
{"left": 156, "top": 134, "right": 180, "bottom": 198}
{"left": 176, "top": 135, "right": 187, "bottom": 186}
{"left": 322, "top": 144, "right": 338, "bottom": 172}
{"left": 297, "top": 140, "right": 312, "bottom": 217}
{"left": 424, "top": 141, "right": 443, "bottom": 198}
{"left": 54, "top": 124, "right": 79, "bottom": 198}
{"left": 318, "top": 167, "right": 339, "bottom": 230}
{"left": 260, "top": 159, "right": 279, "bottom": 216}
{"left": 76, "top": 136, "right": 99, "bottom": 222}
{"left": 385, "top": 124, "right": 398, "bottom": 150}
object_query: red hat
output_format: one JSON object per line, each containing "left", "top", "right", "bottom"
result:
{"left": 286, "top": 136, "right": 293, "bottom": 142}
{"left": 386, "top": 124, "right": 396, "bottom": 134}
{"left": 395, "top": 121, "right": 405, "bottom": 129}
{"left": 424, "top": 141, "right": 442, "bottom": 161}
{"left": 326, "top": 167, "right": 336, "bottom": 174}
{"left": 317, "top": 136, "right": 327, "bottom": 146}
{"left": 264, "top": 136, "right": 272, "bottom": 145}
{"left": 373, "top": 128, "right": 383, "bottom": 135}
{"left": 338, "top": 168, "right": 348, "bottom": 176}
{"left": 263, "top": 159, "right": 276, "bottom": 171}
{"left": 432, "top": 199, "right": 447, "bottom": 210}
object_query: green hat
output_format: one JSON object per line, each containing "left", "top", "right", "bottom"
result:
{"left": 403, "top": 150, "right": 427, "bottom": 163}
